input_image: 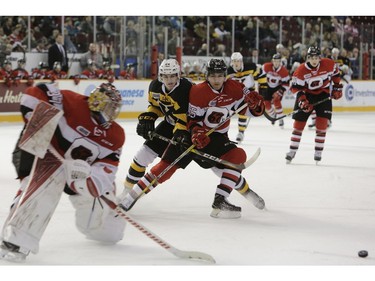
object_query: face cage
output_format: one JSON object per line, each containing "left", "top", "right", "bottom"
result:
{"left": 89, "top": 89, "right": 122, "bottom": 128}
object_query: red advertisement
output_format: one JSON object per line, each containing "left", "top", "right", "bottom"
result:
{"left": 0, "top": 82, "right": 27, "bottom": 113}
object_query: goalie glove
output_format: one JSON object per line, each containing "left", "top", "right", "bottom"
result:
{"left": 64, "top": 160, "right": 99, "bottom": 198}
{"left": 331, "top": 83, "right": 343, "bottom": 100}
{"left": 136, "top": 112, "right": 158, "bottom": 139}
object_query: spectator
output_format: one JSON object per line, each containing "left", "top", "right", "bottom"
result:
{"left": 196, "top": 43, "right": 210, "bottom": 56}
{"left": 212, "top": 43, "right": 226, "bottom": 57}
{"left": 344, "top": 17, "right": 359, "bottom": 38}
{"left": 80, "top": 43, "right": 103, "bottom": 70}
{"left": 213, "top": 21, "right": 230, "bottom": 41}
{"left": 0, "top": 42, "right": 12, "bottom": 66}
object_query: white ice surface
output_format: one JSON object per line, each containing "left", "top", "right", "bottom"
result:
{"left": 1, "top": 113, "right": 374, "bottom": 280}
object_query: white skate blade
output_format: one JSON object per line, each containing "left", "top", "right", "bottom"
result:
{"left": 210, "top": 208, "right": 241, "bottom": 219}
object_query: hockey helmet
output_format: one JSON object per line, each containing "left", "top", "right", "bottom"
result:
{"left": 53, "top": 61, "right": 62, "bottom": 70}
{"left": 88, "top": 83, "right": 122, "bottom": 129}
{"left": 206, "top": 59, "right": 227, "bottom": 76}
{"left": 18, "top": 58, "right": 26, "bottom": 65}
{"left": 307, "top": 46, "right": 321, "bottom": 57}
{"left": 272, "top": 53, "right": 282, "bottom": 60}
{"left": 3, "top": 60, "right": 12, "bottom": 67}
{"left": 231, "top": 52, "right": 243, "bottom": 62}
{"left": 158, "top": 59, "right": 180, "bottom": 81}
{"left": 38, "top": 61, "right": 48, "bottom": 69}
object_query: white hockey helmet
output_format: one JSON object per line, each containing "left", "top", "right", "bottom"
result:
{"left": 230, "top": 52, "right": 243, "bottom": 70}
{"left": 158, "top": 59, "right": 180, "bottom": 81}
{"left": 231, "top": 52, "right": 243, "bottom": 62}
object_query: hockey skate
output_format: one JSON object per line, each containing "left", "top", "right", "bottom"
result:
{"left": 308, "top": 120, "right": 316, "bottom": 129}
{"left": 314, "top": 151, "right": 322, "bottom": 164}
{"left": 236, "top": 132, "right": 244, "bottom": 142}
{"left": 210, "top": 194, "right": 241, "bottom": 219}
{"left": 279, "top": 119, "right": 284, "bottom": 129}
{"left": 119, "top": 189, "right": 142, "bottom": 212}
{"left": 285, "top": 151, "right": 296, "bottom": 164}
{"left": 0, "top": 241, "right": 29, "bottom": 262}
{"left": 240, "top": 189, "right": 265, "bottom": 210}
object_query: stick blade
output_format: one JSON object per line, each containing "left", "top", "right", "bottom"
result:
{"left": 171, "top": 249, "right": 216, "bottom": 264}
{"left": 19, "top": 101, "right": 63, "bottom": 158}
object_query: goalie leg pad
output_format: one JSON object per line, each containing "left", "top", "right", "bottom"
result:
{"left": 69, "top": 194, "right": 126, "bottom": 244}
{"left": 1, "top": 151, "right": 66, "bottom": 254}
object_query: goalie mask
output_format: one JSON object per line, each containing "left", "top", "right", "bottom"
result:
{"left": 88, "top": 83, "right": 122, "bottom": 129}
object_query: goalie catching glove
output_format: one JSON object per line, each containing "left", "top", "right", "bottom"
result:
{"left": 64, "top": 160, "right": 101, "bottom": 198}
{"left": 245, "top": 91, "right": 265, "bottom": 116}
{"left": 136, "top": 112, "right": 158, "bottom": 139}
{"left": 297, "top": 94, "right": 313, "bottom": 113}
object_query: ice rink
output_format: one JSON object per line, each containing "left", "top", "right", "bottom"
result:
{"left": 1, "top": 112, "right": 374, "bottom": 279}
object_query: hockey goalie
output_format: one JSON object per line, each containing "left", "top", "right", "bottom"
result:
{"left": 0, "top": 82, "right": 126, "bottom": 262}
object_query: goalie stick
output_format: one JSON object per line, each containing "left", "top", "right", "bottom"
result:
{"left": 149, "top": 131, "right": 261, "bottom": 170}
{"left": 46, "top": 144, "right": 216, "bottom": 264}
{"left": 264, "top": 96, "right": 332, "bottom": 122}
{"left": 16, "top": 101, "right": 215, "bottom": 263}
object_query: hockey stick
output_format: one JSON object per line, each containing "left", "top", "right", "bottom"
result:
{"left": 149, "top": 131, "right": 260, "bottom": 170}
{"left": 143, "top": 102, "right": 250, "bottom": 190}
{"left": 100, "top": 196, "right": 216, "bottom": 263}
{"left": 46, "top": 146, "right": 215, "bottom": 264}
{"left": 263, "top": 96, "right": 332, "bottom": 122}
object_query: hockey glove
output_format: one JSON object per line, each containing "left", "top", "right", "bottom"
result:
{"left": 332, "top": 83, "right": 343, "bottom": 100}
{"left": 191, "top": 126, "right": 210, "bottom": 149}
{"left": 64, "top": 159, "right": 91, "bottom": 183}
{"left": 173, "top": 129, "right": 192, "bottom": 152}
{"left": 245, "top": 91, "right": 265, "bottom": 116}
{"left": 298, "top": 95, "right": 313, "bottom": 113}
{"left": 136, "top": 112, "right": 158, "bottom": 139}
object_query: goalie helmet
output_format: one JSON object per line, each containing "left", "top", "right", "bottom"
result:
{"left": 206, "top": 59, "right": 227, "bottom": 76}
{"left": 158, "top": 59, "right": 180, "bottom": 82}
{"left": 88, "top": 83, "right": 122, "bottom": 129}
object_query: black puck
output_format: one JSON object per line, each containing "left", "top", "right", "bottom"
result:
{"left": 358, "top": 250, "right": 368, "bottom": 258}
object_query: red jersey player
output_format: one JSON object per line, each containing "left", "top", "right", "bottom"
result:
{"left": 258, "top": 53, "right": 290, "bottom": 128}
{"left": 186, "top": 59, "right": 265, "bottom": 218}
{"left": 285, "top": 46, "right": 342, "bottom": 164}
{"left": 0, "top": 82, "right": 125, "bottom": 262}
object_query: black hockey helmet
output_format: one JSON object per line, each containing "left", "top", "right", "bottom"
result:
{"left": 206, "top": 59, "right": 227, "bottom": 76}
{"left": 272, "top": 53, "right": 282, "bottom": 60}
{"left": 307, "top": 46, "right": 321, "bottom": 57}
{"left": 38, "top": 61, "right": 48, "bottom": 69}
